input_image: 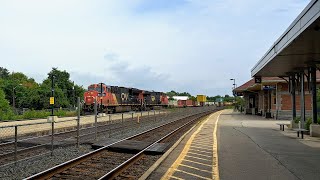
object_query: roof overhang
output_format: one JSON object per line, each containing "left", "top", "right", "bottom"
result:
{"left": 234, "top": 79, "right": 286, "bottom": 95}
{"left": 252, "top": 0, "right": 320, "bottom": 77}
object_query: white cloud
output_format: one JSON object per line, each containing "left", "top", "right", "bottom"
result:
{"left": 0, "top": 0, "right": 310, "bottom": 96}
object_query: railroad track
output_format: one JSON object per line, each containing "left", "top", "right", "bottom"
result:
{"left": 0, "top": 113, "right": 166, "bottom": 167}
{"left": 25, "top": 109, "right": 218, "bottom": 179}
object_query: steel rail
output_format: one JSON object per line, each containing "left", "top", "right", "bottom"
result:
{"left": 25, "top": 109, "right": 216, "bottom": 180}
{"left": 99, "top": 110, "right": 214, "bottom": 179}
{"left": 0, "top": 113, "right": 165, "bottom": 167}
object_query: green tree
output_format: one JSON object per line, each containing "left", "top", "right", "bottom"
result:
{"left": 223, "top": 95, "right": 234, "bottom": 102}
{"left": 189, "top": 96, "right": 197, "bottom": 101}
{"left": 39, "top": 79, "right": 69, "bottom": 108}
{"left": 166, "top": 90, "right": 178, "bottom": 98}
{"left": 179, "top": 92, "right": 191, "bottom": 97}
{"left": 18, "top": 86, "right": 42, "bottom": 109}
{"left": 0, "top": 88, "right": 13, "bottom": 119}
{"left": 0, "top": 72, "right": 40, "bottom": 109}
{"left": 42, "top": 68, "right": 85, "bottom": 108}
{"left": 207, "top": 96, "right": 216, "bottom": 102}
{"left": 0, "top": 67, "right": 9, "bottom": 79}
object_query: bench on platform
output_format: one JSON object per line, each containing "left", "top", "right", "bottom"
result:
{"left": 276, "top": 123, "right": 290, "bottom": 131}
{"left": 292, "top": 129, "right": 309, "bottom": 139}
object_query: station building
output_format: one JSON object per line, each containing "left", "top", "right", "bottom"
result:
{"left": 249, "top": 0, "right": 320, "bottom": 136}
{"left": 234, "top": 75, "right": 320, "bottom": 120}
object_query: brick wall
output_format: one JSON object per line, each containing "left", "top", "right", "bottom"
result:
{"left": 251, "top": 82, "right": 314, "bottom": 119}
{"left": 280, "top": 94, "right": 312, "bottom": 111}
{"left": 277, "top": 82, "right": 312, "bottom": 111}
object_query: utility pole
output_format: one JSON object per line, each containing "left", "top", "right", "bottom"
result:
{"left": 73, "top": 81, "right": 75, "bottom": 109}
{"left": 100, "top": 82, "right": 103, "bottom": 113}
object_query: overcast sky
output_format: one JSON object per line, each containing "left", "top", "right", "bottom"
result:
{"left": 0, "top": 0, "right": 310, "bottom": 96}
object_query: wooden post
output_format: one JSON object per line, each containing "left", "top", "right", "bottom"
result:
{"left": 94, "top": 98, "right": 98, "bottom": 140}
{"left": 14, "top": 126, "right": 18, "bottom": 162}
{"left": 77, "top": 97, "right": 80, "bottom": 148}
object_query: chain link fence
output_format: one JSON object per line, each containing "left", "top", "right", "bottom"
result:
{"left": 0, "top": 99, "right": 168, "bottom": 167}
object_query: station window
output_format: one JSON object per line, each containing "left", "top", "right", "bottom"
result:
{"left": 273, "top": 97, "right": 276, "bottom": 105}
{"left": 88, "top": 86, "right": 95, "bottom": 91}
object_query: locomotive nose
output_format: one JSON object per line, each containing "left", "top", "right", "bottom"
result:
{"left": 85, "top": 96, "right": 94, "bottom": 105}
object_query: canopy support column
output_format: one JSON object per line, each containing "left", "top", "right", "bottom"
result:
{"left": 300, "top": 72, "right": 305, "bottom": 129}
{"left": 290, "top": 74, "right": 296, "bottom": 122}
{"left": 310, "top": 66, "right": 317, "bottom": 124}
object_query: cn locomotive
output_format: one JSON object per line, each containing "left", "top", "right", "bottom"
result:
{"left": 83, "top": 83, "right": 169, "bottom": 113}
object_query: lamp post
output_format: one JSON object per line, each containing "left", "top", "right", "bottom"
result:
{"left": 230, "top": 79, "right": 236, "bottom": 108}
{"left": 12, "top": 84, "right": 22, "bottom": 109}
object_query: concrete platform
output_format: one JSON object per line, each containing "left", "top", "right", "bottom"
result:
{"left": 146, "top": 110, "right": 220, "bottom": 180}
{"left": 144, "top": 110, "right": 320, "bottom": 180}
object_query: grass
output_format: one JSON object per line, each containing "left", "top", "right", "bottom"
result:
{"left": 0, "top": 109, "right": 77, "bottom": 121}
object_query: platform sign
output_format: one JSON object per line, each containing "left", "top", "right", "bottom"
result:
{"left": 255, "top": 77, "right": 262, "bottom": 84}
{"left": 50, "top": 97, "right": 55, "bottom": 105}
{"left": 263, "top": 85, "right": 276, "bottom": 90}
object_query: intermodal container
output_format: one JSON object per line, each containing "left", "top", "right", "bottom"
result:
{"left": 186, "top": 100, "right": 193, "bottom": 106}
{"left": 177, "top": 100, "right": 185, "bottom": 107}
{"left": 197, "top": 95, "right": 207, "bottom": 102}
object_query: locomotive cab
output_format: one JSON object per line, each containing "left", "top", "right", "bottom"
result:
{"left": 83, "top": 83, "right": 109, "bottom": 112}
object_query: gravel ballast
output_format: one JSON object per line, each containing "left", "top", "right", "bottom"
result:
{"left": 0, "top": 106, "right": 217, "bottom": 179}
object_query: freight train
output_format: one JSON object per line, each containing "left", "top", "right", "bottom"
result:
{"left": 169, "top": 100, "right": 216, "bottom": 108}
{"left": 83, "top": 83, "right": 169, "bottom": 113}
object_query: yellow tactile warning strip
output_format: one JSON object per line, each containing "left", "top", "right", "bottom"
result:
{"left": 161, "top": 111, "right": 222, "bottom": 180}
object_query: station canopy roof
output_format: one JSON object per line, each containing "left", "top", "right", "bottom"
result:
{"left": 233, "top": 77, "right": 285, "bottom": 95}
{"left": 235, "top": 72, "right": 320, "bottom": 96}
{"left": 252, "top": 0, "right": 320, "bottom": 77}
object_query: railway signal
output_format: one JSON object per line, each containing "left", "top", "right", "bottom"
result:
{"left": 51, "top": 75, "right": 55, "bottom": 116}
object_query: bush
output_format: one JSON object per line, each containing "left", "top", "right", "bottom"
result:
{"left": 305, "top": 117, "right": 312, "bottom": 130}
{"left": 22, "top": 110, "right": 50, "bottom": 119}
{"left": 294, "top": 117, "right": 313, "bottom": 130}
{"left": 294, "top": 116, "right": 301, "bottom": 124}
{"left": 0, "top": 109, "right": 78, "bottom": 121}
